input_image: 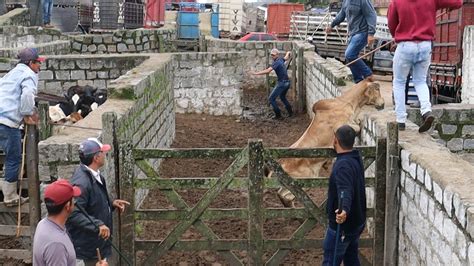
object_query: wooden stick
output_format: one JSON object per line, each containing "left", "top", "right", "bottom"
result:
{"left": 96, "top": 248, "right": 102, "bottom": 261}
{"left": 16, "top": 126, "right": 28, "bottom": 237}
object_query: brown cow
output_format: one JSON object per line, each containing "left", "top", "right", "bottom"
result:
{"left": 274, "top": 80, "right": 385, "bottom": 207}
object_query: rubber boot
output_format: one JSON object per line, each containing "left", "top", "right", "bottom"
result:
{"left": 277, "top": 187, "right": 295, "bottom": 208}
{"left": 2, "top": 181, "right": 28, "bottom": 207}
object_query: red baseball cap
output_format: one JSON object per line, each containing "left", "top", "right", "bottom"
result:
{"left": 44, "top": 179, "right": 81, "bottom": 205}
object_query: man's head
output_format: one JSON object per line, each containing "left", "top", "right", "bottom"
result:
{"left": 270, "top": 48, "right": 279, "bottom": 60}
{"left": 333, "top": 125, "right": 356, "bottom": 151}
{"left": 44, "top": 179, "right": 81, "bottom": 216}
{"left": 78, "top": 138, "right": 111, "bottom": 168}
{"left": 17, "top": 48, "right": 45, "bottom": 73}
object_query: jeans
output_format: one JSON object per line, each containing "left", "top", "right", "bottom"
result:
{"left": 269, "top": 80, "right": 292, "bottom": 116}
{"left": 43, "top": 0, "right": 53, "bottom": 24}
{"left": 345, "top": 32, "right": 373, "bottom": 83}
{"left": 322, "top": 224, "right": 365, "bottom": 266}
{"left": 393, "top": 41, "right": 432, "bottom": 123}
{"left": 0, "top": 124, "right": 22, "bottom": 183}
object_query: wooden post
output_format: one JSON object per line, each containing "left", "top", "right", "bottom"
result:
{"left": 119, "top": 140, "right": 135, "bottom": 265}
{"left": 297, "top": 46, "right": 304, "bottom": 113}
{"left": 26, "top": 125, "right": 41, "bottom": 236}
{"left": 248, "top": 139, "right": 264, "bottom": 265}
{"left": 373, "top": 136, "right": 387, "bottom": 265}
{"left": 384, "top": 122, "right": 399, "bottom": 266}
{"left": 38, "top": 101, "right": 52, "bottom": 141}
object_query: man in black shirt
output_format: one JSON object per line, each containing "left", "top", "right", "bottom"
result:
{"left": 322, "top": 125, "right": 366, "bottom": 266}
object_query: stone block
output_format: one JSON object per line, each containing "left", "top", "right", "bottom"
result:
{"left": 405, "top": 176, "right": 415, "bottom": 200}
{"left": 442, "top": 217, "right": 457, "bottom": 244}
{"left": 76, "top": 59, "right": 91, "bottom": 70}
{"left": 466, "top": 207, "right": 474, "bottom": 239}
{"left": 401, "top": 149, "right": 410, "bottom": 171}
{"left": 408, "top": 161, "right": 417, "bottom": 179}
{"left": 107, "top": 45, "right": 117, "bottom": 53}
{"left": 86, "top": 71, "right": 97, "bottom": 79}
{"left": 464, "top": 139, "right": 474, "bottom": 150}
{"left": 109, "top": 69, "right": 120, "bottom": 79}
{"left": 71, "top": 70, "right": 86, "bottom": 80}
{"left": 88, "top": 44, "right": 97, "bottom": 52}
{"left": 59, "top": 60, "right": 75, "bottom": 70}
{"left": 433, "top": 181, "right": 443, "bottom": 204}
{"left": 452, "top": 193, "right": 466, "bottom": 228}
{"left": 128, "top": 45, "right": 137, "bottom": 52}
{"left": 469, "top": 242, "right": 474, "bottom": 265}
{"left": 424, "top": 170, "right": 432, "bottom": 191}
{"left": 92, "top": 35, "right": 103, "bottom": 43}
{"left": 443, "top": 188, "right": 453, "bottom": 217}
{"left": 454, "top": 228, "right": 467, "bottom": 260}
{"left": 45, "top": 82, "right": 62, "bottom": 95}
{"left": 57, "top": 164, "right": 79, "bottom": 180}
{"left": 419, "top": 190, "right": 428, "bottom": 216}
{"left": 447, "top": 138, "right": 463, "bottom": 151}
{"left": 93, "top": 79, "right": 107, "bottom": 89}
{"left": 72, "top": 42, "right": 82, "bottom": 51}
{"left": 91, "top": 60, "right": 104, "bottom": 70}
{"left": 55, "top": 70, "right": 70, "bottom": 80}
{"left": 462, "top": 125, "right": 474, "bottom": 137}
{"left": 416, "top": 164, "right": 424, "bottom": 183}
{"left": 427, "top": 197, "right": 435, "bottom": 222}
{"left": 117, "top": 43, "right": 128, "bottom": 52}
{"left": 39, "top": 70, "right": 54, "bottom": 80}
{"left": 38, "top": 164, "right": 52, "bottom": 182}
{"left": 433, "top": 208, "right": 444, "bottom": 236}
{"left": 97, "top": 71, "right": 109, "bottom": 79}
{"left": 441, "top": 124, "right": 458, "bottom": 135}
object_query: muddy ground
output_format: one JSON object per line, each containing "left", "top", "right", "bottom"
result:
{"left": 138, "top": 84, "right": 372, "bottom": 265}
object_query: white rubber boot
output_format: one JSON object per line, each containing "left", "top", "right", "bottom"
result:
{"left": 2, "top": 181, "right": 28, "bottom": 207}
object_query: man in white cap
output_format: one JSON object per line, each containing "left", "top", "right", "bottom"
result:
{"left": 0, "top": 48, "right": 45, "bottom": 206}
{"left": 66, "top": 138, "right": 129, "bottom": 266}
{"left": 251, "top": 48, "right": 293, "bottom": 120}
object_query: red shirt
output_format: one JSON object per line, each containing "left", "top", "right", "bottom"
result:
{"left": 388, "top": 0, "right": 462, "bottom": 43}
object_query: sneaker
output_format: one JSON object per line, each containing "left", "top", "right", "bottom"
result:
{"left": 398, "top": 123, "right": 406, "bottom": 131}
{"left": 419, "top": 111, "right": 435, "bottom": 133}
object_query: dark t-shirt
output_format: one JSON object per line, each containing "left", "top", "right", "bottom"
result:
{"left": 271, "top": 57, "right": 289, "bottom": 82}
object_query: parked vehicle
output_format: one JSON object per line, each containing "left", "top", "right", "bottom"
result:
{"left": 238, "top": 32, "right": 277, "bottom": 41}
{"left": 267, "top": 3, "right": 304, "bottom": 38}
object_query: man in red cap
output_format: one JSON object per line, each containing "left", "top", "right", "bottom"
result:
{"left": 66, "top": 138, "right": 129, "bottom": 266}
{"left": 0, "top": 48, "right": 45, "bottom": 206}
{"left": 32, "top": 179, "right": 81, "bottom": 265}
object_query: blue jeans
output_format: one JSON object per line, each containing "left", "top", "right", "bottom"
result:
{"left": 0, "top": 125, "right": 22, "bottom": 183}
{"left": 345, "top": 32, "right": 373, "bottom": 83}
{"left": 269, "top": 80, "right": 291, "bottom": 115}
{"left": 43, "top": 0, "right": 53, "bottom": 24}
{"left": 322, "top": 224, "right": 365, "bottom": 266}
{"left": 392, "top": 41, "right": 432, "bottom": 123}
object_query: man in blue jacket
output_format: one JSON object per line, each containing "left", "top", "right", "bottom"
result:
{"left": 326, "top": 0, "right": 377, "bottom": 84}
{"left": 66, "top": 138, "right": 129, "bottom": 265}
{"left": 0, "top": 48, "right": 44, "bottom": 206}
{"left": 323, "top": 125, "right": 366, "bottom": 265}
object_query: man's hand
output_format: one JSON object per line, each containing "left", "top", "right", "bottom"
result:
{"left": 325, "top": 26, "right": 333, "bottom": 33}
{"left": 95, "top": 260, "right": 108, "bottom": 266}
{"left": 367, "top": 35, "right": 375, "bottom": 46}
{"left": 23, "top": 113, "right": 39, "bottom": 125}
{"left": 98, "top": 225, "right": 110, "bottom": 240}
{"left": 389, "top": 42, "right": 397, "bottom": 53}
{"left": 335, "top": 209, "right": 347, "bottom": 224}
{"left": 113, "top": 199, "right": 130, "bottom": 214}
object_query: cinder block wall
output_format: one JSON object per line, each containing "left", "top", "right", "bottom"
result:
{"left": 408, "top": 104, "right": 474, "bottom": 153}
{"left": 361, "top": 112, "right": 474, "bottom": 265}
{"left": 70, "top": 29, "right": 176, "bottom": 54}
{"left": 173, "top": 52, "right": 243, "bottom": 115}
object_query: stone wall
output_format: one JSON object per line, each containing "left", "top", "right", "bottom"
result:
{"left": 36, "top": 54, "right": 148, "bottom": 95}
{"left": 361, "top": 109, "right": 474, "bottom": 266}
{"left": 0, "top": 8, "right": 30, "bottom": 26}
{"left": 70, "top": 29, "right": 176, "bottom": 54}
{"left": 303, "top": 51, "right": 352, "bottom": 117}
{"left": 407, "top": 104, "right": 474, "bottom": 153}
{"left": 462, "top": 26, "right": 474, "bottom": 104}
{"left": 173, "top": 52, "right": 243, "bottom": 115}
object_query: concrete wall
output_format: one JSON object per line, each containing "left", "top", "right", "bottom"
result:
{"left": 173, "top": 52, "right": 243, "bottom": 115}
{"left": 408, "top": 105, "right": 474, "bottom": 153}
{"left": 361, "top": 109, "right": 474, "bottom": 266}
{"left": 70, "top": 29, "right": 176, "bottom": 54}
{"left": 0, "top": 8, "right": 30, "bottom": 26}
{"left": 462, "top": 26, "right": 474, "bottom": 104}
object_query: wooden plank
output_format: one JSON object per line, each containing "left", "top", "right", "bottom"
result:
{"left": 297, "top": 47, "right": 304, "bottom": 113}
{"left": 26, "top": 124, "right": 41, "bottom": 237}
{"left": 135, "top": 238, "right": 374, "bottom": 251}
{"left": 133, "top": 148, "right": 242, "bottom": 160}
{"left": 0, "top": 248, "right": 31, "bottom": 261}
{"left": 248, "top": 140, "right": 264, "bottom": 265}
{"left": 141, "top": 148, "right": 249, "bottom": 264}
{"left": 0, "top": 203, "right": 30, "bottom": 213}
{"left": 373, "top": 137, "right": 387, "bottom": 265}
{"left": 384, "top": 122, "right": 400, "bottom": 266}
{"left": 38, "top": 101, "right": 52, "bottom": 141}
{"left": 264, "top": 146, "right": 376, "bottom": 159}
{"left": 265, "top": 158, "right": 327, "bottom": 226}
{"left": 0, "top": 225, "right": 30, "bottom": 236}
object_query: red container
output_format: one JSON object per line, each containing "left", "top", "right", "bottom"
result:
{"left": 145, "top": 0, "right": 166, "bottom": 27}
{"left": 430, "top": 3, "right": 474, "bottom": 91}
{"left": 267, "top": 3, "right": 305, "bottom": 36}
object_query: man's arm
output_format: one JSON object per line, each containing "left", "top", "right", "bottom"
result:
{"left": 387, "top": 1, "right": 399, "bottom": 38}
{"left": 283, "top": 51, "right": 291, "bottom": 61}
{"left": 251, "top": 67, "right": 273, "bottom": 75}
{"left": 331, "top": 7, "right": 346, "bottom": 29}
{"left": 20, "top": 77, "right": 39, "bottom": 124}
{"left": 361, "top": 0, "right": 377, "bottom": 36}
{"left": 334, "top": 165, "right": 355, "bottom": 216}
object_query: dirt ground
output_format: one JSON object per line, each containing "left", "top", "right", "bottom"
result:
{"left": 138, "top": 83, "right": 372, "bottom": 265}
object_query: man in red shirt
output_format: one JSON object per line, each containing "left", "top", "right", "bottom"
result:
{"left": 388, "top": 0, "right": 462, "bottom": 132}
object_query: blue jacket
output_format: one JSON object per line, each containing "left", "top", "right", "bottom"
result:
{"left": 66, "top": 164, "right": 114, "bottom": 260}
{"left": 331, "top": 0, "right": 377, "bottom": 37}
{"left": 327, "top": 150, "right": 366, "bottom": 234}
{"left": 0, "top": 63, "right": 38, "bottom": 128}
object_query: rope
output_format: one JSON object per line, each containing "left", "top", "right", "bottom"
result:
{"left": 16, "top": 126, "right": 27, "bottom": 237}
{"left": 48, "top": 122, "right": 102, "bottom": 131}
